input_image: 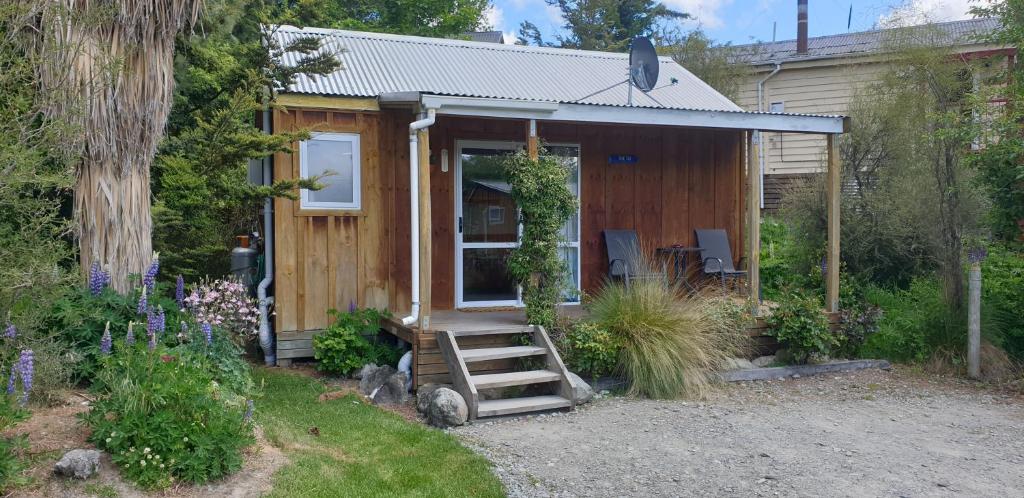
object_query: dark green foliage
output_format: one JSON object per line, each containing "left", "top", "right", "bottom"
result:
{"left": 833, "top": 306, "right": 883, "bottom": 359}
{"left": 287, "top": 0, "right": 489, "bottom": 38}
{"left": 313, "top": 308, "right": 399, "bottom": 375}
{"left": 556, "top": 321, "right": 622, "bottom": 379}
{"left": 661, "top": 29, "right": 747, "bottom": 101}
{"left": 519, "top": 0, "right": 688, "bottom": 51}
{"left": 503, "top": 150, "right": 579, "bottom": 328}
{"left": 861, "top": 279, "right": 951, "bottom": 362}
{"left": 765, "top": 291, "right": 834, "bottom": 364}
{"left": 979, "top": 245, "right": 1024, "bottom": 361}
{"left": 83, "top": 343, "right": 254, "bottom": 490}
{"left": 0, "top": 396, "right": 29, "bottom": 490}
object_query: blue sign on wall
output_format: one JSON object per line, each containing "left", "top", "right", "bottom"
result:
{"left": 608, "top": 154, "right": 638, "bottom": 164}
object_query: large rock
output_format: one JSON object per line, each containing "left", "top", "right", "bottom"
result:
{"left": 427, "top": 388, "right": 468, "bottom": 428}
{"left": 567, "top": 372, "right": 595, "bottom": 404}
{"left": 723, "top": 357, "right": 755, "bottom": 370}
{"left": 416, "top": 383, "right": 451, "bottom": 413}
{"left": 371, "top": 371, "right": 409, "bottom": 406}
{"left": 752, "top": 355, "right": 776, "bottom": 368}
{"left": 353, "top": 363, "right": 378, "bottom": 380}
{"left": 54, "top": 449, "right": 101, "bottom": 479}
{"left": 358, "top": 364, "right": 396, "bottom": 395}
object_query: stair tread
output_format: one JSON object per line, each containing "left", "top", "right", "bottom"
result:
{"left": 471, "top": 370, "right": 562, "bottom": 389}
{"left": 477, "top": 395, "right": 572, "bottom": 417}
{"left": 461, "top": 346, "right": 547, "bottom": 362}
{"left": 450, "top": 326, "right": 536, "bottom": 337}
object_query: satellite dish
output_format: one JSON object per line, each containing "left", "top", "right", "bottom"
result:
{"left": 629, "top": 37, "right": 659, "bottom": 93}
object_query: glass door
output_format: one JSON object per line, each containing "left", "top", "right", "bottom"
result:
{"left": 456, "top": 141, "right": 521, "bottom": 307}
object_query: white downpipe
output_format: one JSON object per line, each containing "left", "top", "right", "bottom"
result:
{"left": 401, "top": 108, "right": 436, "bottom": 326}
{"left": 257, "top": 107, "right": 276, "bottom": 365}
{"left": 756, "top": 62, "right": 782, "bottom": 209}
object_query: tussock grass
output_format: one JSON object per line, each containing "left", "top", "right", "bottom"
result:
{"left": 589, "top": 250, "right": 748, "bottom": 399}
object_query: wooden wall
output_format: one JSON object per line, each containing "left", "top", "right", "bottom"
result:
{"left": 273, "top": 109, "right": 745, "bottom": 342}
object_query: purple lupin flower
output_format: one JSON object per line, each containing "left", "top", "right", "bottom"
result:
{"left": 143, "top": 256, "right": 160, "bottom": 294}
{"left": 100, "top": 323, "right": 112, "bottom": 355}
{"left": 348, "top": 300, "right": 357, "bottom": 313}
{"left": 6, "top": 365, "right": 15, "bottom": 395}
{"left": 243, "top": 399, "right": 255, "bottom": 424}
{"left": 175, "top": 275, "right": 185, "bottom": 309}
{"left": 4, "top": 323, "right": 15, "bottom": 339}
{"left": 137, "top": 288, "right": 148, "bottom": 316}
{"left": 16, "top": 350, "right": 33, "bottom": 406}
{"left": 968, "top": 247, "right": 988, "bottom": 264}
{"left": 89, "top": 262, "right": 106, "bottom": 296}
{"left": 146, "top": 306, "right": 158, "bottom": 334}
{"left": 126, "top": 322, "right": 136, "bottom": 346}
{"left": 201, "top": 322, "right": 213, "bottom": 346}
{"left": 820, "top": 256, "right": 828, "bottom": 276}
{"left": 156, "top": 307, "right": 166, "bottom": 334}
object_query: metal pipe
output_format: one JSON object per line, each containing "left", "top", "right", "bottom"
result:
{"left": 756, "top": 62, "right": 782, "bottom": 208}
{"left": 401, "top": 108, "right": 436, "bottom": 326}
{"left": 257, "top": 107, "right": 276, "bottom": 366}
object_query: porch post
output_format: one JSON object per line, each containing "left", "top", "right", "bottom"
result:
{"left": 747, "top": 131, "right": 761, "bottom": 317}
{"left": 418, "top": 128, "right": 432, "bottom": 330}
{"left": 527, "top": 119, "right": 538, "bottom": 159}
{"left": 825, "top": 134, "right": 841, "bottom": 313}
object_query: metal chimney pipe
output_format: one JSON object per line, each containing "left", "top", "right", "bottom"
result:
{"left": 797, "top": 0, "right": 809, "bottom": 54}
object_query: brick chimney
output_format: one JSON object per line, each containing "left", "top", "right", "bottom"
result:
{"left": 797, "top": 0, "right": 809, "bottom": 54}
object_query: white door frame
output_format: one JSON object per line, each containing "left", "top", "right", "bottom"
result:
{"left": 455, "top": 140, "right": 523, "bottom": 308}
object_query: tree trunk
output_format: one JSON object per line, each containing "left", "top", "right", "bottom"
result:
{"left": 77, "top": 165, "right": 153, "bottom": 293}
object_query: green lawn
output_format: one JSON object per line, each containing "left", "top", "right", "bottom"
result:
{"left": 256, "top": 368, "right": 505, "bottom": 498}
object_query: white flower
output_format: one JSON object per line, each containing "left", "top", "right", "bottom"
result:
{"left": 143, "top": 447, "right": 151, "bottom": 454}
{"left": 105, "top": 438, "right": 111, "bottom": 443}
{"left": 140, "top": 460, "right": 146, "bottom": 467}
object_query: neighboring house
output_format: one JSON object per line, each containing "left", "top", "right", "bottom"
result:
{"left": 260, "top": 26, "right": 844, "bottom": 417}
{"left": 730, "top": 17, "right": 1012, "bottom": 211}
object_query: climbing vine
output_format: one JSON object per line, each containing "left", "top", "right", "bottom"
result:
{"left": 503, "top": 148, "right": 578, "bottom": 327}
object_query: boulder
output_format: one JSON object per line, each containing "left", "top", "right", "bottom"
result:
{"left": 353, "top": 363, "right": 378, "bottom": 380}
{"left": 567, "top": 372, "right": 595, "bottom": 404}
{"left": 427, "top": 388, "right": 468, "bottom": 428}
{"left": 53, "top": 449, "right": 101, "bottom": 479}
{"left": 358, "top": 365, "right": 396, "bottom": 395}
{"left": 371, "top": 371, "right": 409, "bottom": 406}
{"left": 416, "top": 383, "right": 451, "bottom": 413}
{"left": 723, "top": 357, "right": 755, "bottom": 370}
{"left": 751, "top": 355, "right": 776, "bottom": 368}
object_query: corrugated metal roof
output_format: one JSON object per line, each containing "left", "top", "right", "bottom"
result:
{"left": 274, "top": 26, "right": 743, "bottom": 112}
{"left": 732, "top": 17, "right": 1000, "bottom": 65}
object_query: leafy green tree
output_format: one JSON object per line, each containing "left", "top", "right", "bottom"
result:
{"left": 660, "top": 29, "right": 747, "bottom": 100}
{"left": 287, "top": 0, "right": 489, "bottom": 37}
{"left": 519, "top": 0, "right": 687, "bottom": 51}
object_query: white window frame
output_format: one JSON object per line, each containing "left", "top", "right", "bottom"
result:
{"left": 299, "top": 132, "right": 362, "bottom": 210}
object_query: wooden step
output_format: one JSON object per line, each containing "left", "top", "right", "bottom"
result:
{"left": 451, "top": 326, "right": 536, "bottom": 337}
{"left": 471, "top": 370, "right": 561, "bottom": 389}
{"left": 477, "top": 395, "right": 572, "bottom": 417}
{"left": 461, "top": 346, "right": 547, "bottom": 363}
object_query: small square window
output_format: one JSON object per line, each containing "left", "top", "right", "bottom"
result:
{"left": 299, "top": 132, "right": 361, "bottom": 210}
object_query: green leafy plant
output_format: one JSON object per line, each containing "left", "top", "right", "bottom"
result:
{"left": 503, "top": 149, "right": 578, "bottom": 328}
{"left": 588, "top": 253, "right": 746, "bottom": 398}
{"left": 0, "top": 394, "right": 29, "bottom": 490}
{"left": 313, "top": 308, "right": 398, "bottom": 376}
{"left": 83, "top": 340, "right": 254, "bottom": 490}
{"left": 558, "top": 321, "right": 622, "bottom": 379}
{"left": 766, "top": 290, "right": 835, "bottom": 364}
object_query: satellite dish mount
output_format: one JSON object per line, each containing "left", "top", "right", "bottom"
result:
{"left": 628, "top": 37, "right": 660, "bottom": 106}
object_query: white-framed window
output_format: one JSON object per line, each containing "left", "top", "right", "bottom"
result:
{"left": 299, "top": 132, "right": 361, "bottom": 210}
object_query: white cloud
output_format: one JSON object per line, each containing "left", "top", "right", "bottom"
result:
{"left": 662, "top": 0, "right": 733, "bottom": 29}
{"left": 880, "top": 0, "right": 992, "bottom": 27}
{"left": 484, "top": 5, "right": 504, "bottom": 30}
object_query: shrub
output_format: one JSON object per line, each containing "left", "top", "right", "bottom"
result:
{"left": 766, "top": 290, "right": 834, "bottom": 364}
{"left": 861, "top": 279, "right": 951, "bottom": 362}
{"left": 833, "top": 305, "right": 883, "bottom": 359}
{"left": 588, "top": 253, "right": 746, "bottom": 398}
{"left": 0, "top": 368, "right": 30, "bottom": 490}
{"left": 183, "top": 278, "right": 259, "bottom": 345}
{"left": 980, "top": 244, "right": 1024, "bottom": 361}
{"left": 313, "top": 308, "right": 399, "bottom": 376}
{"left": 558, "top": 321, "right": 621, "bottom": 379}
{"left": 503, "top": 149, "right": 579, "bottom": 328}
{"left": 83, "top": 340, "right": 254, "bottom": 490}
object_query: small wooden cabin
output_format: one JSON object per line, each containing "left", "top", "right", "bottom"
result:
{"left": 263, "top": 27, "right": 847, "bottom": 391}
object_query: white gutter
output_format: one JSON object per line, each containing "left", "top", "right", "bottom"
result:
{"left": 756, "top": 62, "right": 783, "bottom": 208}
{"left": 401, "top": 108, "right": 436, "bottom": 326}
{"left": 257, "top": 107, "right": 276, "bottom": 365}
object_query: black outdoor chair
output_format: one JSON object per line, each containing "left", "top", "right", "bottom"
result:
{"left": 602, "top": 229, "right": 665, "bottom": 287}
{"left": 695, "top": 229, "right": 747, "bottom": 290}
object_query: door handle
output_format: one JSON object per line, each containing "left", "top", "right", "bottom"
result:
{"left": 458, "top": 217, "right": 463, "bottom": 234}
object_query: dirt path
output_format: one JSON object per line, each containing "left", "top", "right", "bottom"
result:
{"left": 455, "top": 369, "right": 1024, "bottom": 497}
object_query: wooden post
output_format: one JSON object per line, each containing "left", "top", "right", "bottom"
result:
{"left": 747, "top": 131, "right": 761, "bottom": 317}
{"left": 417, "top": 127, "right": 432, "bottom": 331}
{"left": 526, "top": 119, "right": 538, "bottom": 159}
{"left": 967, "top": 262, "right": 982, "bottom": 379}
{"left": 825, "top": 134, "right": 841, "bottom": 313}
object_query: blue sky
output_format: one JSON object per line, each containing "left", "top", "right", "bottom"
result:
{"left": 486, "top": 0, "right": 983, "bottom": 46}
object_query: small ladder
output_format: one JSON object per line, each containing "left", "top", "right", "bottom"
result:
{"left": 436, "top": 325, "right": 576, "bottom": 419}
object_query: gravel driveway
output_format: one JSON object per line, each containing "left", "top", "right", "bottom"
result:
{"left": 454, "top": 369, "right": 1024, "bottom": 497}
